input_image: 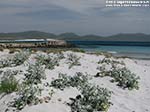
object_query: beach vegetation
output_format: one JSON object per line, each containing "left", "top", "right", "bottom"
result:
{"left": 24, "top": 62, "right": 46, "bottom": 85}
{"left": 36, "top": 54, "right": 60, "bottom": 70}
{"left": 89, "top": 51, "right": 112, "bottom": 58}
{"left": 0, "top": 49, "right": 30, "bottom": 68}
{"left": 67, "top": 53, "right": 81, "bottom": 69}
{"left": 96, "top": 66, "right": 140, "bottom": 90}
{"left": 11, "top": 50, "right": 31, "bottom": 66}
{"left": 0, "top": 59, "right": 11, "bottom": 68}
{"left": 12, "top": 62, "right": 46, "bottom": 110}
{"left": 98, "top": 58, "right": 125, "bottom": 65}
{"left": 68, "top": 84, "right": 111, "bottom": 112}
{"left": 51, "top": 72, "right": 112, "bottom": 112}
{"left": 45, "top": 48, "right": 85, "bottom": 54}
{"left": 0, "top": 75, "right": 18, "bottom": 94}
{"left": 51, "top": 72, "right": 89, "bottom": 90}
{"left": 1, "top": 69, "right": 19, "bottom": 77}
{"left": 56, "top": 52, "right": 65, "bottom": 59}
{"left": 9, "top": 49, "right": 21, "bottom": 54}
{"left": 13, "top": 85, "right": 40, "bottom": 110}
{"left": 97, "top": 57, "right": 139, "bottom": 90}
{"left": 110, "top": 67, "right": 140, "bottom": 90}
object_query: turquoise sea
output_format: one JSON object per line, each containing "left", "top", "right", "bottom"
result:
{"left": 68, "top": 41, "right": 150, "bottom": 59}
{"left": 79, "top": 45, "right": 150, "bottom": 59}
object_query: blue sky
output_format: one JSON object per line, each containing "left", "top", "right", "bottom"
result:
{"left": 0, "top": 0, "right": 150, "bottom": 35}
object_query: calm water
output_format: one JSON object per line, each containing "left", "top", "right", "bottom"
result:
{"left": 68, "top": 41, "right": 150, "bottom": 59}
{"left": 78, "top": 45, "right": 150, "bottom": 53}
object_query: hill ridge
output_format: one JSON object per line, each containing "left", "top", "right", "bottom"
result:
{"left": 0, "top": 31, "right": 150, "bottom": 42}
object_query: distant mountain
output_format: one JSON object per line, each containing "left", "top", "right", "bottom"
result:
{"left": 107, "top": 33, "right": 150, "bottom": 42}
{"left": 0, "top": 31, "right": 57, "bottom": 40}
{"left": 0, "top": 31, "right": 150, "bottom": 42}
{"left": 59, "top": 33, "right": 79, "bottom": 39}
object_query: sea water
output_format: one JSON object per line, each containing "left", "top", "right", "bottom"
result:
{"left": 68, "top": 41, "right": 150, "bottom": 59}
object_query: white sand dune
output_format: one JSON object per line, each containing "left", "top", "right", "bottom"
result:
{"left": 0, "top": 50, "right": 150, "bottom": 112}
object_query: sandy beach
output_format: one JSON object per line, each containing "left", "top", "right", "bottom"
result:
{"left": 0, "top": 49, "right": 150, "bottom": 112}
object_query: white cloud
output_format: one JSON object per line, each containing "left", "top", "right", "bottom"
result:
{"left": 0, "top": 0, "right": 149, "bottom": 35}
{"left": 0, "top": 0, "right": 106, "bottom": 15}
{"left": 45, "top": 0, "right": 106, "bottom": 14}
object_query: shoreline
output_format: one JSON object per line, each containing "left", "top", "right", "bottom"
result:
{"left": 83, "top": 50, "right": 150, "bottom": 60}
{"left": 85, "top": 52, "right": 150, "bottom": 60}
{"left": 112, "top": 52, "right": 150, "bottom": 60}
{"left": 1, "top": 47, "right": 150, "bottom": 60}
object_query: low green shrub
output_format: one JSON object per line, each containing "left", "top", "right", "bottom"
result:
{"left": 13, "top": 85, "right": 40, "bottom": 110}
{"left": 51, "top": 72, "right": 89, "bottom": 90}
{"left": 45, "top": 48, "right": 85, "bottom": 54}
{"left": 9, "top": 49, "right": 21, "bottom": 54}
{"left": 0, "top": 50, "right": 30, "bottom": 68}
{"left": 68, "top": 84, "right": 112, "bottom": 112}
{"left": 24, "top": 62, "right": 46, "bottom": 85}
{"left": 51, "top": 73, "right": 112, "bottom": 112}
{"left": 0, "top": 58, "right": 11, "bottom": 68}
{"left": 96, "top": 67, "right": 140, "bottom": 90}
{"left": 71, "top": 48, "right": 85, "bottom": 53}
{"left": 12, "top": 62, "right": 46, "bottom": 110}
{"left": 0, "top": 75, "right": 18, "bottom": 94}
{"left": 56, "top": 52, "right": 65, "bottom": 59}
{"left": 1, "top": 69, "right": 19, "bottom": 77}
{"left": 67, "top": 53, "right": 81, "bottom": 69}
{"left": 51, "top": 73, "right": 71, "bottom": 90}
{"left": 96, "top": 57, "right": 139, "bottom": 90}
{"left": 11, "top": 50, "right": 30, "bottom": 66}
{"left": 110, "top": 67, "right": 140, "bottom": 90}
{"left": 98, "top": 58, "right": 125, "bottom": 65}
{"left": 36, "top": 54, "right": 60, "bottom": 70}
